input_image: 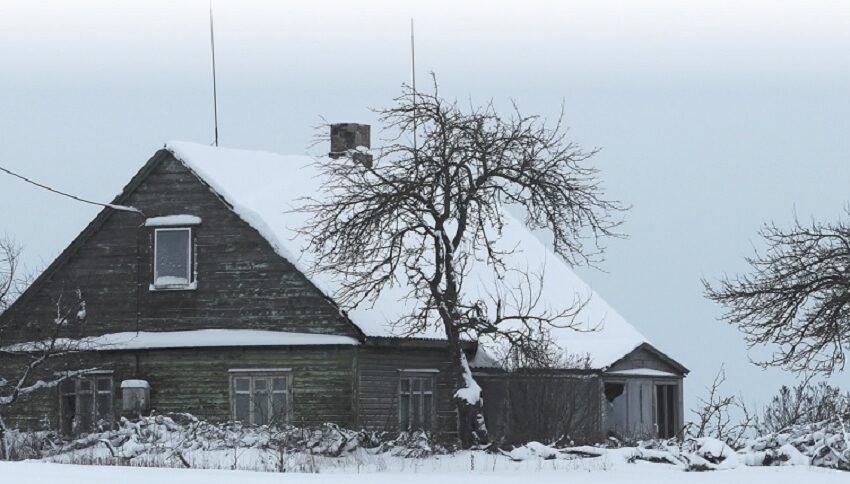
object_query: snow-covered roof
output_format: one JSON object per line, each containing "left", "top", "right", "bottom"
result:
{"left": 164, "top": 141, "right": 651, "bottom": 369}
{"left": 4, "top": 329, "right": 359, "bottom": 352}
{"left": 605, "top": 368, "right": 678, "bottom": 378}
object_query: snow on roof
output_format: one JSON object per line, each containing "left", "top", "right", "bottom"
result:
{"left": 605, "top": 368, "right": 678, "bottom": 377}
{"left": 120, "top": 379, "right": 150, "bottom": 389}
{"left": 4, "top": 329, "right": 359, "bottom": 352}
{"left": 164, "top": 141, "right": 649, "bottom": 369}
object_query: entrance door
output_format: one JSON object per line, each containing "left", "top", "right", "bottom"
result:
{"left": 655, "top": 384, "right": 678, "bottom": 438}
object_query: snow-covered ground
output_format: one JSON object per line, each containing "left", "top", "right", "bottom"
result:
{"left": 3, "top": 459, "right": 846, "bottom": 484}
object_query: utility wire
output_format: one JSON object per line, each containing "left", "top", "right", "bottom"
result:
{"left": 0, "top": 164, "right": 143, "bottom": 215}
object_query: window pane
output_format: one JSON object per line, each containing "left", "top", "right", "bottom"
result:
{"left": 234, "top": 378, "right": 249, "bottom": 392}
{"left": 422, "top": 378, "right": 432, "bottom": 392}
{"left": 96, "top": 378, "right": 111, "bottom": 392}
{"left": 272, "top": 378, "right": 286, "bottom": 392}
{"left": 78, "top": 380, "right": 92, "bottom": 392}
{"left": 60, "top": 395, "right": 76, "bottom": 436}
{"left": 400, "top": 379, "right": 409, "bottom": 393}
{"left": 155, "top": 230, "right": 190, "bottom": 283}
{"left": 411, "top": 378, "right": 420, "bottom": 393}
{"left": 272, "top": 393, "right": 286, "bottom": 420}
{"left": 60, "top": 379, "right": 75, "bottom": 395}
{"left": 77, "top": 393, "right": 94, "bottom": 432}
{"left": 96, "top": 394, "right": 112, "bottom": 421}
{"left": 255, "top": 394, "right": 270, "bottom": 425}
{"left": 254, "top": 379, "right": 268, "bottom": 391}
{"left": 400, "top": 394, "right": 410, "bottom": 430}
{"left": 412, "top": 392, "right": 421, "bottom": 429}
{"left": 423, "top": 394, "right": 433, "bottom": 431}
{"left": 234, "top": 394, "right": 250, "bottom": 422}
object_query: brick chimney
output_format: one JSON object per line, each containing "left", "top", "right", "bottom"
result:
{"left": 329, "top": 123, "right": 372, "bottom": 167}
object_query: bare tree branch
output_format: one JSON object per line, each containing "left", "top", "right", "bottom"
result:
{"left": 704, "top": 209, "right": 850, "bottom": 374}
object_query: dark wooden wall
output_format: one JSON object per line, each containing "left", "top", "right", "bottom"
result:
{"left": 1, "top": 346, "right": 358, "bottom": 431}
{"left": 1, "top": 151, "right": 359, "bottom": 343}
{"left": 357, "top": 345, "right": 459, "bottom": 439}
{"left": 477, "top": 372, "right": 603, "bottom": 445}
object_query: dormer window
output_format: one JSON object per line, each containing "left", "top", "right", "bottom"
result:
{"left": 152, "top": 227, "right": 195, "bottom": 290}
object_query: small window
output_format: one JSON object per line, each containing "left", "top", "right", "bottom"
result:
{"left": 153, "top": 228, "right": 194, "bottom": 289}
{"left": 230, "top": 372, "right": 291, "bottom": 426}
{"left": 399, "top": 375, "right": 434, "bottom": 432}
{"left": 59, "top": 376, "right": 114, "bottom": 436}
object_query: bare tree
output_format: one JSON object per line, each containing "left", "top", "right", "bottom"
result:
{"left": 704, "top": 211, "right": 850, "bottom": 374}
{"left": 760, "top": 379, "right": 850, "bottom": 434}
{"left": 689, "top": 365, "right": 756, "bottom": 449}
{"left": 0, "top": 237, "right": 92, "bottom": 459}
{"left": 299, "top": 78, "right": 624, "bottom": 447}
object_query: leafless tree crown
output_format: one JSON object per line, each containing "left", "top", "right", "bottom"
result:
{"left": 704, "top": 210, "right": 850, "bottom": 374}
{"left": 300, "top": 79, "right": 625, "bottom": 352}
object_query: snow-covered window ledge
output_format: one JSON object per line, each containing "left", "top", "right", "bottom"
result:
{"left": 144, "top": 214, "right": 202, "bottom": 227}
{"left": 149, "top": 281, "right": 198, "bottom": 292}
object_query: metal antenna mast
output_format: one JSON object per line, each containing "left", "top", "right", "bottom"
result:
{"left": 209, "top": 1, "right": 220, "bottom": 147}
{"left": 410, "top": 18, "right": 417, "bottom": 154}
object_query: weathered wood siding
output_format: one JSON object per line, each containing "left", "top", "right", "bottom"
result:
{"left": 356, "top": 346, "right": 458, "bottom": 439}
{"left": 1, "top": 150, "right": 359, "bottom": 343}
{"left": 476, "top": 372, "right": 604, "bottom": 445}
{"left": 1, "top": 346, "right": 357, "bottom": 431}
{"left": 607, "top": 345, "right": 682, "bottom": 374}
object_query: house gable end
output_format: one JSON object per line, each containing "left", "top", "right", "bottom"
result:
{"left": 1, "top": 149, "right": 363, "bottom": 342}
{"left": 605, "top": 343, "right": 689, "bottom": 376}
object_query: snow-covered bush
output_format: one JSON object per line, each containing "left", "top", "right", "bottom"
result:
{"left": 760, "top": 381, "right": 850, "bottom": 434}
{"left": 14, "top": 413, "right": 446, "bottom": 469}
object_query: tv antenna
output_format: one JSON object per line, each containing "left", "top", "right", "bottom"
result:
{"left": 410, "top": 18, "right": 417, "bottom": 154}
{"left": 209, "top": 0, "right": 220, "bottom": 147}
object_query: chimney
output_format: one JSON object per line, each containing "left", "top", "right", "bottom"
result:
{"left": 329, "top": 123, "right": 372, "bottom": 167}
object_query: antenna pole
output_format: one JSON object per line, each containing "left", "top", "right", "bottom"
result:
{"left": 209, "top": 1, "right": 220, "bottom": 147}
{"left": 410, "top": 18, "right": 417, "bottom": 155}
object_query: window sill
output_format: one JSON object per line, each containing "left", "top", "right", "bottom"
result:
{"left": 149, "top": 281, "right": 198, "bottom": 292}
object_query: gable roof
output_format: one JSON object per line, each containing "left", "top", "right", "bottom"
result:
{"left": 606, "top": 342, "right": 690, "bottom": 375}
{"left": 0, "top": 150, "right": 171, "bottom": 323}
{"left": 165, "top": 141, "right": 660, "bottom": 370}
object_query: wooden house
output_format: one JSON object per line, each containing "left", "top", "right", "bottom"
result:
{"left": 0, "top": 126, "right": 687, "bottom": 443}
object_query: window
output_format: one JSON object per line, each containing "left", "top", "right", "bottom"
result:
{"left": 655, "top": 384, "right": 678, "bottom": 439}
{"left": 399, "top": 374, "right": 434, "bottom": 432}
{"left": 230, "top": 372, "right": 291, "bottom": 425}
{"left": 59, "top": 375, "right": 113, "bottom": 436}
{"left": 153, "top": 227, "right": 194, "bottom": 289}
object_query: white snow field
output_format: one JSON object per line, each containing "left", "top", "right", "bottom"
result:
{"left": 2, "top": 458, "right": 846, "bottom": 484}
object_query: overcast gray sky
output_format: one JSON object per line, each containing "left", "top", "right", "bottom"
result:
{"left": 2, "top": 0, "right": 849, "bottom": 412}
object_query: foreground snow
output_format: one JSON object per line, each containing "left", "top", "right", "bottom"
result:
{"left": 3, "top": 459, "right": 847, "bottom": 484}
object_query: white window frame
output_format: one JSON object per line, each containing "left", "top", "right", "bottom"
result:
{"left": 229, "top": 371, "right": 292, "bottom": 426}
{"left": 398, "top": 370, "right": 436, "bottom": 432}
{"left": 152, "top": 227, "right": 196, "bottom": 290}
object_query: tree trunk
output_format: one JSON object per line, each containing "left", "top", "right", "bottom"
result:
{"left": 0, "top": 416, "right": 7, "bottom": 461}
{"left": 448, "top": 330, "right": 488, "bottom": 448}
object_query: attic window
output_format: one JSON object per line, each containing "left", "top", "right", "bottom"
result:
{"left": 152, "top": 227, "right": 195, "bottom": 290}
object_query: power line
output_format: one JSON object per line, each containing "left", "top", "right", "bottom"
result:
{"left": 0, "top": 164, "right": 143, "bottom": 215}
